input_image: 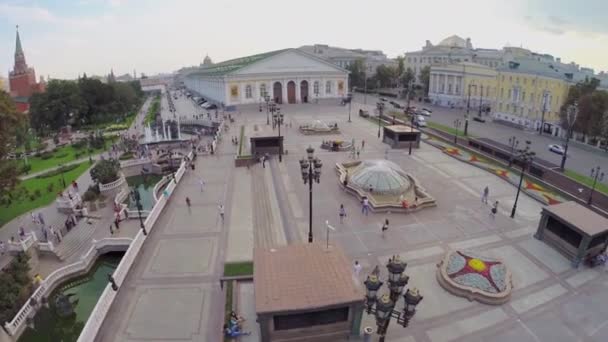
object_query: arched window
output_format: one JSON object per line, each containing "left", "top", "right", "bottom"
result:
{"left": 325, "top": 81, "right": 332, "bottom": 95}
{"left": 313, "top": 81, "right": 319, "bottom": 95}
{"left": 260, "top": 84, "right": 267, "bottom": 98}
{"left": 245, "top": 85, "right": 252, "bottom": 99}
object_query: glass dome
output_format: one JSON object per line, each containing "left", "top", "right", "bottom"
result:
{"left": 350, "top": 160, "right": 411, "bottom": 195}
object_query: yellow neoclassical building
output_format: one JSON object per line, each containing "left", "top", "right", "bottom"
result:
{"left": 429, "top": 62, "right": 497, "bottom": 112}
{"left": 493, "top": 60, "right": 571, "bottom": 135}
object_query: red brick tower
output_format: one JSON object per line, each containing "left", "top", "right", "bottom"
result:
{"left": 9, "top": 26, "right": 45, "bottom": 112}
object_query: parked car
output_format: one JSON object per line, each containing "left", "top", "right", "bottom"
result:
{"left": 406, "top": 106, "right": 417, "bottom": 114}
{"left": 413, "top": 115, "right": 427, "bottom": 127}
{"left": 421, "top": 107, "right": 433, "bottom": 113}
{"left": 392, "top": 102, "right": 402, "bottom": 109}
{"left": 548, "top": 144, "right": 566, "bottom": 155}
{"left": 359, "top": 109, "right": 370, "bottom": 118}
{"left": 207, "top": 104, "right": 218, "bottom": 110}
{"left": 380, "top": 97, "right": 387, "bottom": 102}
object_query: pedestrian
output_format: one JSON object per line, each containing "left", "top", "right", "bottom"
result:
{"left": 361, "top": 197, "right": 370, "bottom": 216}
{"left": 381, "top": 219, "right": 389, "bottom": 237}
{"left": 482, "top": 186, "right": 489, "bottom": 205}
{"left": 18, "top": 226, "right": 25, "bottom": 240}
{"left": 218, "top": 204, "right": 225, "bottom": 221}
{"left": 262, "top": 155, "right": 266, "bottom": 168}
{"left": 42, "top": 227, "right": 48, "bottom": 242}
{"left": 0, "top": 240, "right": 4, "bottom": 256}
{"left": 186, "top": 197, "right": 191, "bottom": 207}
{"left": 361, "top": 139, "right": 365, "bottom": 150}
{"left": 110, "top": 225, "right": 114, "bottom": 235}
{"left": 339, "top": 204, "right": 346, "bottom": 223}
{"left": 356, "top": 148, "right": 360, "bottom": 159}
{"left": 115, "top": 217, "right": 120, "bottom": 230}
{"left": 72, "top": 180, "right": 79, "bottom": 192}
{"left": 38, "top": 212, "right": 45, "bottom": 226}
{"left": 199, "top": 177, "right": 205, "bottom": 192}
{"left": 490, "top": 201, "right": 499, "bottom": 219}
{"left": 30, "top": 212, "right": 39, "bottom": 225}
{"left": 54, "top": 231, "right": 61, "bottom": 243}
{"left": 353, "top": 260, "right": 362, "bottom": 277}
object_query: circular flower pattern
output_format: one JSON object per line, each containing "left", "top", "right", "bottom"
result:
{"left": 445, "top": 251, "right": 507, "bottom": 294}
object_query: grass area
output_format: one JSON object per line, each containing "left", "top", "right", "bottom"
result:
{"left": 426, "top": 121, "right": 464, "bottom": 137}
{"left": 223, "top": 261, "right": 254, "bottom": 277}
{"left": 24, "top": 144, "right": 99, "bottom": 175}
{"left": 363, "top": 115, "right": 389, "bottom": 128}
{"left": 238, "top": 126, "right": 245, "bottom": 156}
{"left": 564, "top": 169, "right": 608, "bottom": 195}
{"left": 0, "top": 162, "right": 91, "bottom": 227}
{"left": 223, "top": 280, "right": 233, "bottom": 341}
{"left": 145, "top": 95, "right": 161, "bottom": 125}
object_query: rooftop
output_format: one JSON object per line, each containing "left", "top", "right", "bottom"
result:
{"left": 543, "top": 201, "right": 608, "bottom": 236}
{"left": 385, "top": 124, "right": 420, "bottom": 133}
{"left": 186, "top": 49, "right": 289, "bottom": 77}
{"left": 254, "top": 244, "right": 363, "bottom": 314}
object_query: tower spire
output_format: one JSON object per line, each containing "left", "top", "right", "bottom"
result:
{"left": 15, "top": 25, "right": 23, "bottom": 56}
{"left": 13, "top": 25, "right": 28, "bottom": 74}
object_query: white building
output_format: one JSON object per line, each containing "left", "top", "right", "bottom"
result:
{"left": 299, "top": 44, "right": 397, "bottom": 75}
{"left": 183, "top": 48, "right": 349, "bottom": 106}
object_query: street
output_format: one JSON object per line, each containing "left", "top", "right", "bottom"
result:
{"left": 352, "top": 92, "right": 608, "bottom": 177}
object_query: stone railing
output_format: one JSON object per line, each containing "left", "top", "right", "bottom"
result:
{"left": 99, "top": 174, "right": 126, "bottom": 193}
{"left": 7, "top": 232, "right": 37, "bottom": 253}
{"left": 119, "top": 157, "right": 151, "bottom": 168}
{"left": 4, "top": 238, "right": 132, "bottom": 338}
{"left": 76, "top": 151, "right": 193, "bottom": 342}
{"left": 114, "top": 187, "right": 130, "bottom": 205}
{"left": 152, "top": 175, "right": 171, "bottom": 202}
{"left": 38, "top": 241, "right": 55, "bottom": 253}
{"left": 56, "top": 193, "right": 82, "bottom": 211}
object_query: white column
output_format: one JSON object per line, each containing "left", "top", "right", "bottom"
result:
{"left": 282, "top": 80, "right": 288, "bottom": 104}
{"left": 295, "top": 79, "right": 301, "bottom": 103}
{"left": 444, "top": 74, "right": 448, "bottom": 95}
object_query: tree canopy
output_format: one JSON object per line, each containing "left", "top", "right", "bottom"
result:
{"left": 419, "top": 66, "right": 431, "bottom": 95}
{"left": 0, "top": 90, "right": 24, "bottom": 196}
{"left": 29, "top": 78, "right": 143, "bottom": 135}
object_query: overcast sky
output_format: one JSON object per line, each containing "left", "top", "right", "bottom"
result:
{"left": 1, "top": 0, "right": 607, "bottom": 79}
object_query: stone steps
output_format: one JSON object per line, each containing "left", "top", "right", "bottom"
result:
{"left": 252, "top": 166, "right": 280, "bottom": 249}
{"left": 54, "top": 219, "right": 98, "bottom": 261}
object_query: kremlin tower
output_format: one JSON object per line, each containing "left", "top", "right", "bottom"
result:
{"left": 9, "top": 26, "right": 45, "bottom": 113}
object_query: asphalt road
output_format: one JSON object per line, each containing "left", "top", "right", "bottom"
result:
{"left": 352, "top": 93, "right": 608, "bottom": 177}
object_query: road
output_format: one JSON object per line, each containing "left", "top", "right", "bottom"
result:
{"left": 352, "top": 92, "right": 608, "bottom": 177}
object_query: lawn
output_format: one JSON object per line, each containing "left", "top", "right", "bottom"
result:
{"left": 564, "top": 169, "right": 608, "bottom": 195}
{"left": 0, "top": 162, "right": 91, "bottom": 227}
{"left": 223, "top": 261, "right": 254, "bottom": 277}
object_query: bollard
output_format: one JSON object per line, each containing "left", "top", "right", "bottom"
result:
{"left": 363, "top": 327, "right": 373, "bottom": 342}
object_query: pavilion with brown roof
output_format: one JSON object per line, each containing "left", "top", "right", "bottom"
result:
{"left": 254, "top": 243, "right": 364, "bottom": 342}
{"left": 534, "top": 201, "right": 608, "bottom": 267}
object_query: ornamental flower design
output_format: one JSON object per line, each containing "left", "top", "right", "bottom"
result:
{"left": 437, "top": 250, "right": 513, "bottom": 304}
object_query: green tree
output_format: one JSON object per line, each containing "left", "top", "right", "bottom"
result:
{"left": 90, "top": 159, "right": 120, "bottom": 184}
{"left": 0, "top": 91, "right": 24, "bottom": 196}
{"left": 560, "top": 77, "right": 602, "bottom": 135}
{"left": 375, "top": 65, "right": 398, "bottom": 88}
{"left": 396, "top": 56, "right": 405, "bottom": 80}
{"left": 346, "top": 59, "right": 367, "bottom": 90}
{"left": 419, "top": 66, "right": 431, "bottom": 95}
{"left": 401, "top": 67, "right": 415, "bottom": 88}
{"left": 29, "top": 80, "right": 87, "bottom": 133}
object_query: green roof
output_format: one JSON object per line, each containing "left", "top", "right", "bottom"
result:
{"left": 498, "top": 58, "right": 572, "bottom": 81}
{"left": 187, "top": 49, "right": 290, "bottom": 77}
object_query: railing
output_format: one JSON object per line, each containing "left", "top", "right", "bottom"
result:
{"left": 38, "top": 241, "right": 55, "bottom": 252}
{"left": 114, "top": 187, "right": 130, "bottom": 205}
{"left": 56, "top": 193, "right": 82, "bottom": 210}
{"left": 152, "top": 175, "right": 171, "bottom": 202}
{"left": 76, "top": 151, "right": 193, "bottom": 342}
{"left": 119, "top": 157, "right": 151, "bottom": 168}
{"left": 7, "top": 232, "right": 37, "bottom": 253}
{"left": 99, "top": 174, "right": 126, "bottom": 192}
{"left": 4, "top": 238, "right": 132, "bottom": 338}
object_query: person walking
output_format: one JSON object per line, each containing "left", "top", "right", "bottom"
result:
{"left": 361, "top": 139, "right": 365, "bottom": 150}
{"left": 381, "top": 219, "right": 389, "bottom": 237}
{"left": 482, "top": 186, "right": 489, "bottom": 205}
{"left": 339, "top": 204, "right": 346, "bottom": 223}
{"left": 198, "top": 177, "right": 205, "bottom": 192}
{"left": 114, "top": 217, "right": 120, "bottom": 230}
{"left": 0, "top": 240, "right": 5, "bottom": 256}
{"left": 110, "top": 225, "right": 114, "bottom": 235}
{"left": 218, "top": 204, "right": 225, "bottom": 221}
{"left": 361, "top": 197, "right": 370, "bottom": 216}
{"left": 353, "top": 260, "right": 362, "bottom": 277}
{"left": 490, "top": 201, "right": 499, "bottom": 219}
{"left": 186, "top": 197, "right": 191, "bottom": 207}
{"left": 18, "top": 226, "right": 26, "bottom": 240}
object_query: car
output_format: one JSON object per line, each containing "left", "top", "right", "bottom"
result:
{"left": 548, "top": 144, "right": 566, "bottom": 155}
{"left": 413, "top": 115, "right": 427, "bottom": 127}
{"left": 421, "top": 108, "right": 433, "bottom": 113}
{"left": 359, "top": 109, "right": 370, "bottom": 118}
{"left": 380, "top": 97, "right": 387, "bottom": 102}
{"left": 207, "top": 104, "right": 218, "bottom": 110}
{"left": 406, "top": 106, "right": 417, "bottom": 114}
{"left": 419, "top": 109, "right": 432, "bottom": 116}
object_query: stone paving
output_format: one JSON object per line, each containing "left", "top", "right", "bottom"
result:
{"left": 93, "top": 98, "right": 608, "bottom": 342}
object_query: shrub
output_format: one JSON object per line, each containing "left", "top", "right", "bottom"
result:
{"left": 28, "top": 195, "right": 35, "bottom": 201}
{"left": 39, "top": 151, "right": 54, "bottom": 160}
{"left": 90, "top": 159, "right": 120, "bottom": 184}
{"left": 20, "top": 164, "right": 32, "bottom": 174}
{"left": 33, "top": 189, "right": 41, "bottom": 198}
{"left": 54, "top": 153, "right": 68, "bottom": 159}
{"left": 35, "top": 163, "right": 80, "bottom": 179}
{"left": 46, "top": 183, "right": 54, "bottom": 193}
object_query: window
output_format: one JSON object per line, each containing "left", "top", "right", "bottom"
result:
{"left": 245, "top": 85, "right": 252, "bottom": 99}
{"left": 326, "top": 81, "right": 332, "bottom": 94}
{"left": 508, "top": 89, "right": 512, "bottom": 99}
{"left": 530, "top": 92, "right": 534, "bottom": 104}
{"left": 501, "top": 88, "right": 504, "bottom": 98}
{"left": 448, "top": 84, "right": 452, "bottom": 94}
{"left": 455, "top": 83, "right": 460, "bottom": 95}
{"left": 260, "top": 84, "right": 267, "bottom": 98}
{"left": 274, "top": 307, "right": 349, "bottom": 331}
{"left": 486, "top": 87, "right": 490, "bottom": 97}
{"left": 314, "top": 81, "right": 319, "bottom": 95}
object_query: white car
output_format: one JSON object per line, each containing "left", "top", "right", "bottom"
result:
{"left": 548, "top": 144, "right": 565, "bottom": 155}
{"left": 414, "top": 115, "right": 427, "bottom": 127}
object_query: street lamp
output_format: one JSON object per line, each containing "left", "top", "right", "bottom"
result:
{"left": 588, "top": 166, "right": 604, "bottom": 205}
{"left": 348, "top": 96, "right": 352, "bottom": 123}
{"left": 465, "top": 83, "right": 472, "bottom": 136}
{"left": 510, "top": 140, "right": 535, "bottom": 218}
{"left": 299, "top": 146, "right": 322, "bottom": 243}
{"left": 272, "top": 109, "right": 284, "bottom": 162}
{"left": 508, "top": 136, "right": 519, "bottom": 167}
{"left": 560, "top": 102, "right": 578, "bottom": 171}
{"left": 408, "top": 115, "right": 415, "bottom": 155}
{"left": 364, "top": 255, "right": 423, "bottom": 342}
{"left": 131, "top": 189, "right": 147, "bottom": 235}
{"left": 453, "top": 119, "right": 462, "bottom": 144}
{"left": 377, "top": 102, "right": 384, "bottom": 138}
{"left": 478, "top": 85, "right": 484, "bottom": 118}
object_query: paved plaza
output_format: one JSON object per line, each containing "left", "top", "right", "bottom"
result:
{"left": 93, "top": 95, "right": 608, "bottom": 342}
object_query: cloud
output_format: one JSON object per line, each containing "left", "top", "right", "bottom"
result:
{"left": 524, "top": 15, "right": 566, "bottom": 35}
{"left": 108, "top": 0, "right": 126, "bottom": 7}
{"left": 0, "top": 3, "right": 56, "bottom": 23}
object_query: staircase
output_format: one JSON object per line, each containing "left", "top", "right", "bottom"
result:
{"left": 54, "top": 218, "right": 99, "bottom": 261}
{"left": 251, "top": 165, "right": 284, "bottom": 249}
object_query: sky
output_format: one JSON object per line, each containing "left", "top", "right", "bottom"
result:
{"left": 1, "top": 0, "right": 607, "bottom": 80}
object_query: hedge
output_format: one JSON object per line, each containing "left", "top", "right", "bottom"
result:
{"left": 35, "top": 163, "right": 81, "bottom": 179}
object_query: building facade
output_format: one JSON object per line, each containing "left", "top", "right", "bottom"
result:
{"left": 184, "top": 49, "right": 349, "bottom": 106}
{"left": 8, "top": 27, "right": 45, "bottom": 113}
{"left": 493, "top": 60, "right": 571, "bottom": 135}
{"left": 429, "top": 62, "right": 497, "bottom": 110}
{"left": 299, "top": 44, "right": 397, "bottom": 75}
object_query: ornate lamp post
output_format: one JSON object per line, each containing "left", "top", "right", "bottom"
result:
{"left": 264, "top": 95, "right": 271, "bottom": 125}
{"left": 560, "top": 102, "right": 578, "bottom": 171}
{"left": 511, "top": 140, "right": 535, "bottom": 218}
{"left": 453, "top": 119, "right": 462, "bottom": 145}
{"left": 588, "top": 166, "right": 604, "bottom": 205}
{"left": 465, "top": 83, "right": 473, "bottom": 136}
{"left": 272, "top": 109, "right": 284, "bottom": 162}
{"left": 131, "top": 188, "right": 147, "bottom": 235}
{"left": 408, "top": 115, "right": 415, "bottom": 155}
{"left": 508, "top": 136, "right": 519, "bottom": 167}
{"left": 299, "top": 146, "right": 322, "bottom": 243}
{"left": 364, "top": 255, "right": 423, "bottom": 342}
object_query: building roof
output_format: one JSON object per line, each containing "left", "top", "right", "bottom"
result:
{"left": 543, "top": 201, "right": 608, "bottom": 236}
{"left": 186, "top": 49, "right": 289, "bottom": 77}
{"left": 254, "top": 244, "right": 363, "bottom": 314}
{"left": 438, "top": 35, "right": 468, "bottom": 48}
{"left": 497, "top": 58, "right": 572, "bottom": 81}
